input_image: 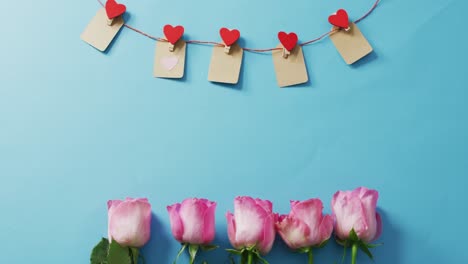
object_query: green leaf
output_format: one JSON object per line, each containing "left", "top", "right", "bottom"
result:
{"left": 173, "top": 244, "right": 187, "bottom": 264}
{"left": 252, "top": 250, "right": 270, "bottom": 264}
{"left": 349, "top": 229, "right": 359, "bottom": 242}
{"left": 189, "top": 244, "right": 199, "bottom": 261}
{"left": 247, "top": 245, "right": 257, "bottom": 251}
{"left": 129, "top": 248, "right": 139, "bottom": 264}
{"left": 200, "top": 244, "right": 219, "bottom": 251}
{"left": 108, "top": 241, "right": 132, "bottom": 264}
{"left": 226, "top": 249, "right": 243, "bottom": 255}
{"left": 366, "top": 243, "right": 383, "bottom": 248}
{"left": 358, "top": 241, "right": 374, "bottom": 260}
{"left": 296, "top": 247, "right": 310, "bottom": 254}
{"left": 90, "top": 238, "right": 109, "bottom": 264}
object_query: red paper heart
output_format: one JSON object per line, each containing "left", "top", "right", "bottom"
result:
{"left": 220, "top": 28, "right": 240, "bottom": 46}
{"left": 163, "top": 25, "right": 185, "bottom": 45}
{"left": 105, "top": 0, "right": 126, "bottom": 20}
{"left": 328, "top": 9, "right": 349, "bottom": 29}
{"left": 278, "top": 32, "right": 298, "bottom": 51}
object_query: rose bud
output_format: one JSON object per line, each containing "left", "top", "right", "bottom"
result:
{"left": 332, "top": 187, "right": 383, "bottom": 264}
{"left": 276, "top": 199, "right": 333, "bottom": 250}
{"left": 167, "top": 198, "right": 217, "bottom": 245}
{"left": 107, "top": 198, "right": 152, "bottom": 248}
{"left": 226, "top": 196, "right": 276, "bottom": 258}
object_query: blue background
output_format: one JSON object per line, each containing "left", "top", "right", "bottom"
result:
{"left": 1, "top": 0, "right": 467, "bottom": 263}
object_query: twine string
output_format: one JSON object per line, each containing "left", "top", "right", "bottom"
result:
{"left": 97, "top": 0, "right": 380, "bottom": 53}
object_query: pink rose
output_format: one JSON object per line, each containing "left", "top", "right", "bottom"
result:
{"left": 167, "top": 198, "right": 217, "bottom": 245}
{"left": 107, "top": 198, "right": 152, "bottom": 247}
{"left": 276, "top": 199, "right": 333, "bottom": 250}
{"left": 226, "top": 196, "right": 276, "bottom": 255}
{"left": 332, "top": 187, "right": 382, "bottom": 243}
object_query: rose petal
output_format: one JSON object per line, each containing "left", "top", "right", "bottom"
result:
{"left": 109, "top": 199, "right": 151, "bottom": 247}
{"left": 167, "top": 203, "right": 184, "bottom": 242}
{"left": 276, "top": 216, "right": 310, "bottom": 249}
{"left": 355, "top": 188, "right": 379, "bottom": 242}
{"left": 107, "top": 200, "right": 123, "bottom": 242}
{"left": 290, "top": 199, "right": 323, "bottom": 234}
{"left": 372, "top": 212, "right": 383, "bottom": 242}
{"left": 332, "top": 190, "right": 368, "bottom": 241}
{"left": 317, "top": 214, "right": 334, "bottom": 244}
{"left": 258, "top": 214, "right": 276, "bottom": 255}
{"left": 226, "top": 212, "right": 239, "bottom": 249}
{"left": 179, "top": 198, "right": 208, "bottom": 244}
{"left": 202, "top": 201, "right": 217, "bottom": 244}
{"left": 255, "top": 198, "right": 273, "bottom": 213}
{"left": 234, "top": 197, "right": 267, "bottom": 247}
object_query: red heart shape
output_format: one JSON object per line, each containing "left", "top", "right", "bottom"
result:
{"left": 278, "top": 32, "right": 298, "bottom": 51}
{"left": 328, "top": 9, "right": 349, "bottom": 29}
{"left": 105, "top": 0, "right": 126, "bottom": 19}
{"left": 164, "top": 25, "right": 185, "bottom": 45}
{"left": 220, "top": 28, "right": 240, "bottom": 46}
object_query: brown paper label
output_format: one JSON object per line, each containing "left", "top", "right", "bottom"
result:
{"left": 153, "top": 40, "right": 186, "bottom": 79}
{"left": 272, "top": 44, "right": 309, "bottom": 88}
{"left": 329, "top": 22, "right": 373, "bottom": 65}
{"left": 80, "top": 8, "right": 124, "bottom": 52}
{"left": 208, "top": 43, "right": 243, "bottom": 84}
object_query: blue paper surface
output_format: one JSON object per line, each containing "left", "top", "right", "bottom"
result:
{"left": 0, "top": 0, "right": 467, "bottom": 263}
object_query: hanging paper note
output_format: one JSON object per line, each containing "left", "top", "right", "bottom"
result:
{"left": 154, "top": 25, "right": 187, "bottom": 79}
{"left": 272, "top": 32, "right": 308, "bottom": 87}
{"left": 153, "top": 41, "right": 187, "bottom": 78}
{"left": 80, "top": 1, "right": 126, "bottom": 52}
{"left": 328, "top": 10, "right": 373, "bottom": 64}
{"left": 208, "top": 28, "right": 243, "bottom": 84}
{"left": 208, "top": 44, "right": 243, "bottom": 84}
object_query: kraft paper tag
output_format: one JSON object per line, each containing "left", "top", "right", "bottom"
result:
{"left": 272, "top": 44, "right": 308, "bottom": 87}
{"left": 208, "top": 43, "right": 243, "bottom": 84}
{"left": 80, "top": 8, "right": 124, "bottom": 52}
{"left": 329, "top": 22, "right": 373, "bottom": 65}
{"left": 153, "top": 40, "right": 186, "bottom": 79}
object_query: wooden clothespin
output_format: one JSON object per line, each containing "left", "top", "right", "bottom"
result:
{"left": 105, "top": 0, "right": 126, "bottom": 27}
{"left": 163, "top": 24, "right": 185, "bottom": 53}
{"left": 278, "top": 31, "right": 298, "bottom": 59}
{"left": 328, "top": 9, "right": 351, "bottom": 32}
{"left": 169, "top": 43, "right": 175, "bottom": 52}
{"left": 107, "top": 18, "right": 114, "bottom": 26}
{"left": 220, "top": 27, "right": 241, "bottom": 55}
{"left": 224, "top": 45, "right": 231, "bottom": 54}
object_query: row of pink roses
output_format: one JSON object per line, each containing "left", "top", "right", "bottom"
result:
{"left": 98, "top": 187, "right": 382, "bottom": 264}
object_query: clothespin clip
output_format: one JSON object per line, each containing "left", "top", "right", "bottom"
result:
{"left": 163, "top": 24, "right": 185, "bottom": 52}
{"left": 328, "top": 9, "right": 350, "bottom": 32}
{"left": 169, "top": 43, "right": 175, "bottom": 52}
{"left": 224, "top": 45, "right": 231, "bottom": 54}
{"left": 105, "top": 0, "right": 126, "bottom": 27}
{"left": 107, "top": 18, "right": 114, "bottom": 26}
{"left": 278, "top": 31, "right": 298, "bottom": 59}
{"left": 220, "top": 27, "right": 241, "bottom": 55}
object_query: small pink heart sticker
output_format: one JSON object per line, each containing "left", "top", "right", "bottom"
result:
{"left": 161, "top": 56, "right": 179, "bottom": 71}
